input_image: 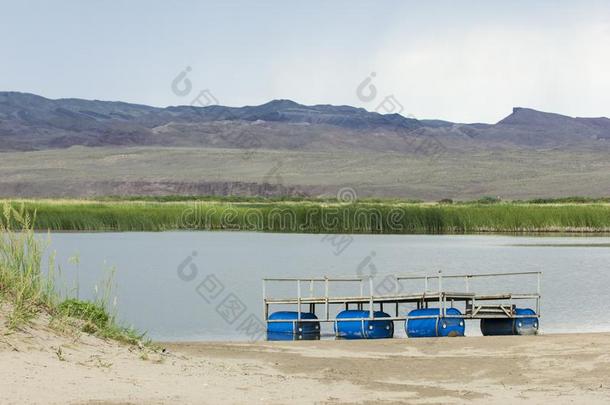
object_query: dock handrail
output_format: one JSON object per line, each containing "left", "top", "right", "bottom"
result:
{"left": 262, "top": 271, "right": 542, "bottom": 327}
{"left": 395, "top": 271, "right": 542, "bottom": 317}
{"left": 263, "top": 270, "right": 542, "bottom": 283}
{"left": 263, "top": 276, "right": 366, "bottom": 282}
{"left": 395, "top": 270, "right": 542, "bottom": 279}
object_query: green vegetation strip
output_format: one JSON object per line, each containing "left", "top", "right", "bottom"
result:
{"left": 4, "top": 199, "right": 610, "bottom": 233}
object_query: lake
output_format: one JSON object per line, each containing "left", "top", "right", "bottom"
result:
{"left": 43, "top": 232, "right": 610, "bottom": 341}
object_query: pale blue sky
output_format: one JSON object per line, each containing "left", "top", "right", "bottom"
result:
{"left": 2, "top": 0, "right": 610, "bottom": 122}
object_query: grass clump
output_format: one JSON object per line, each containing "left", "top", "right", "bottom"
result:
{"left": 58, "top": 299, "right": 109, "bottom": 333}
{"left": 0, "top": 202, "right": 147, "bottom": 346}
{"left": 56, "top": 297, "right": 144, "bottom": 345}
{"left": 0, "top": 205, "right": 56, "bottom": 327}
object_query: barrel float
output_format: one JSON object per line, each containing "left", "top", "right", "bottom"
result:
{"left": 480, "top": 308, "right": 539, "bottom": 336}
{"left": 266, "top": 311, "right": 320, "bottom": 336}
{"left": 406, "top": 308, "right": 465, "bottom": 338}
{"left": 335, "top": 310, "right": 394, "bottom": 339}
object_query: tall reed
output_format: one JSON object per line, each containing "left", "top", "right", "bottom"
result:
{"left": 0, "top": 204, "right": 57, "bottom": 326}
{"left": 0, "top": 202, "right": 145, "bottom": 344}
{"left": 7, "top": 199, "right": 610, "bottom": 234}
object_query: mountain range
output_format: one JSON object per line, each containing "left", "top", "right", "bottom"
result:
{"left": 1, "top": 91, "right": 609, "bottom": 199}
{"left": 1, "top": 91, "right": 609, "bottom": 153}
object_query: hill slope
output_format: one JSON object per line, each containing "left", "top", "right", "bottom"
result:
{"left": 1, "top": 92, "right": 609, "bottom": 199}
{"left": 1, "top": 92, "right": 609, "bottom": 153}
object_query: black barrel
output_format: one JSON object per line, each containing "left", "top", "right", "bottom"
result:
{"left": 481, "top": 308, "right": 539, "bottom": 336}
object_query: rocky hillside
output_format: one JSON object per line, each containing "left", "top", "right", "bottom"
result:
{"left": 1, "top": 92, "right": 609, "bottom": 153}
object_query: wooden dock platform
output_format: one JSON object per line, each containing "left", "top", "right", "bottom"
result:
{"left": 263, "top": 271, "right": 542, "bottom": 324}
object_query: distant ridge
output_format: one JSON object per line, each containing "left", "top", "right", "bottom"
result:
{"left": 0, "top": 91, "right": 608, "bottom": 152}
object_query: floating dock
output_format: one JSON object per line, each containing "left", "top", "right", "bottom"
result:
{"left": 263, "top": 271, "right": 541, "bottom": 338}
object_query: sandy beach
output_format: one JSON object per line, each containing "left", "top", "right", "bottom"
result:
{"left": 2, "top": 312, "right": 609, "bottom": 405}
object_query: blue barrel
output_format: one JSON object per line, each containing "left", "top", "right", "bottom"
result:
{"left": 267, "top": 311, "right": 320, "bottom": 336}
{"left": 406, "top": 308, "right": 465, "bottom": 338}
{"left": 335, "top": 310, "right": 393, "bottom": 339}
{"left": 480, "top": 308, "right": 539, "bottom": 336}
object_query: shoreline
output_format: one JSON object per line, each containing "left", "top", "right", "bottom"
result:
{"left": 156, "top": 328, "right": 610, "bottom": 343}
{"left": 159, "top": 329, "right": 610, "bottom": 343}
{"left": 31, "top": 228, "right": 610, "bottom": 236}
{"left": 3, "top": 324, "right": 610, "bottom": 403}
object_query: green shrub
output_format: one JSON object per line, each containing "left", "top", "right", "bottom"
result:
{"left": 58, "top": 299, "right": 109, "bottom": 330}
{"left": 475, "top": 196, "right": 502, "bottom": 204}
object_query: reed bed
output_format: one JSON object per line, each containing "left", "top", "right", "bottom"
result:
{"left": 0, "top": 205, "right": 56, "bottom": 327}
{"left": 4, "top": 199, "right": 610, "bottom": 234}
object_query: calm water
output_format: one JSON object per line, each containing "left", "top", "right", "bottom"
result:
{"left": 43, "top": 232, "right": 610, "bottom": 341}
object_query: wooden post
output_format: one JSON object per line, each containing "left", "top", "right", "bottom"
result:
{"left": 537, "top": 272, "right": 542, "bottom": 316}
{"left": 325, "top": 278, "right": 329, "bottom": 322}
{"left": 262, "top": 279, "right": 268, "bottom": 327}
{"left": 438, "top": 271, "right": 444, "bottom": 317}
{"left": 369, "top": 276, "right": 374, "bottom": 319}
{"left": 264, "top": 303, "right": 269, "bottom": 326}
{"left": 297, "top": 280, "right": 301, "bottom": 321}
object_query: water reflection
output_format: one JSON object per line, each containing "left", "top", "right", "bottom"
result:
{"left": 266, "top": 332, "right": 321, "bottom": 341}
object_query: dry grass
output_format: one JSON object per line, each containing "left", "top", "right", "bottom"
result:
{"left": 1, "top": 146, "right": 610, "bottom": 200}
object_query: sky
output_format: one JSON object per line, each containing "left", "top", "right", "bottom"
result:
{"left": 2, "top": 0, "right": 610, "bottom": 123}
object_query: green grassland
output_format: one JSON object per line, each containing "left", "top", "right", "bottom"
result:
{"left": 4, "top": 198, "right": 610, "bottom": 233}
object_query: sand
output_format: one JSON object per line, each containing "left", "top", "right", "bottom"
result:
{"left": 2, "top": 315, "right": 609, "bottom": 404}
